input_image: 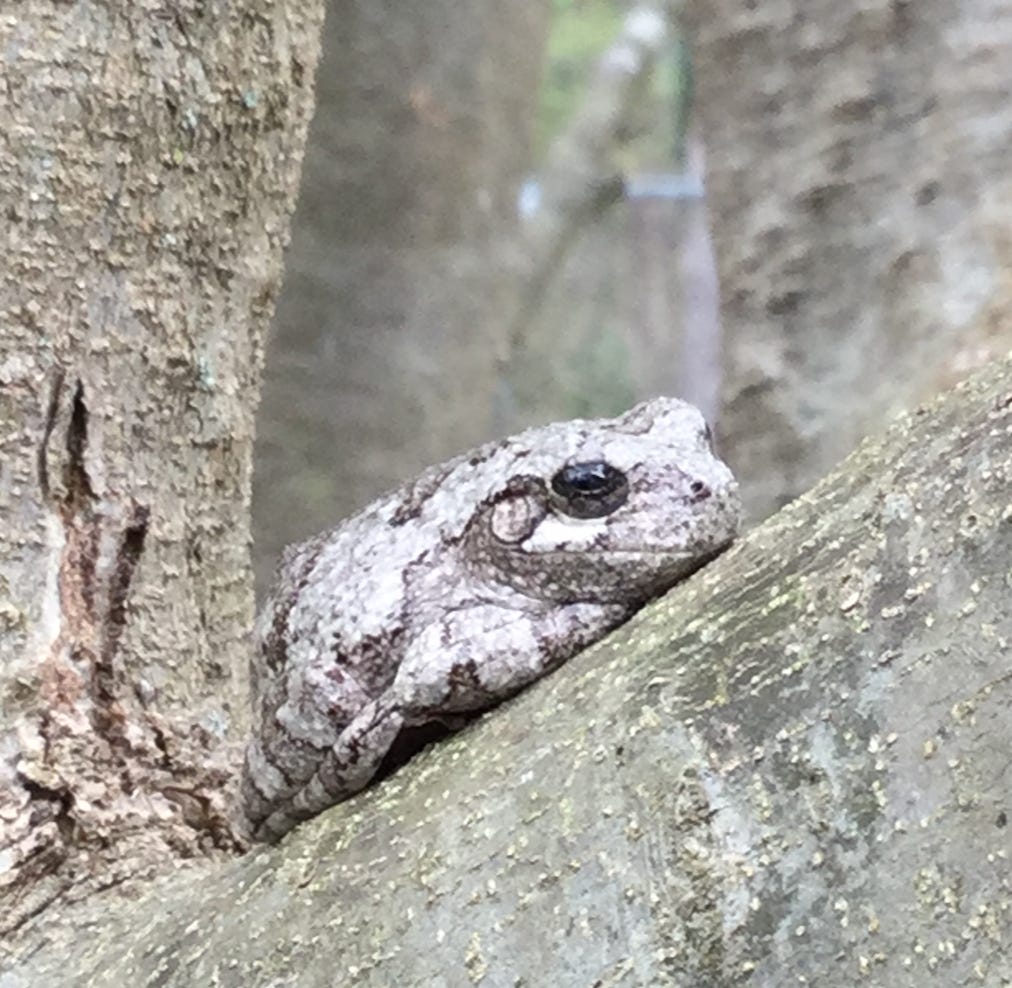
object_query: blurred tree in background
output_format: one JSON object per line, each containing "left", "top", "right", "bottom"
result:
{"left": 253, "top": 0, "right": 717, "bottom": 590}
{"left": 253, "top": 0, "right": 551, "bottom": 589}
{"left": 685, "top": 0, "right": 1012, "bottom": 519}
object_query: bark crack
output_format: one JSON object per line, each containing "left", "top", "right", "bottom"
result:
{"left": 63, "top": 380, "right": 96, "bottom": 508}
{"left": 42, "top": 378, "right": 150, "bottom": 741}
{"left": 104, "top": 503, "right": 150, "bottom": 663}
{"left": 36, "top": 369, "right": 65, "bottom": 499}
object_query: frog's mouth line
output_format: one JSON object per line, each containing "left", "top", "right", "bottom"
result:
{"left": 523, "top": 537, "right": 737, "bottom": 560}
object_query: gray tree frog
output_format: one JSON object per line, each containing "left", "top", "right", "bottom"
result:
{"left": 240, "top": 398, "right": 740, "bottom": 841}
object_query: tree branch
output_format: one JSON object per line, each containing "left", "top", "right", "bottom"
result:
{"left": 506, "top": 3, "right": 680, "bottom": 365}
{"left": 8, "top": 357, "right": 1012, "bottom": 985}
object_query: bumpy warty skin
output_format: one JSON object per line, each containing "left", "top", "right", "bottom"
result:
{"left": 240, "top": 397, "right": 741, "bottom": 842}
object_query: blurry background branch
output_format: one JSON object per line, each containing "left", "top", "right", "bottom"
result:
{"left": 498, "top": 0, "right": 722, "bottom": 434}
{"left": 507, "top": 4, "right": 682, "bottom": 364}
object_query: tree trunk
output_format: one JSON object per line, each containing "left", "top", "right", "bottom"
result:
{"left": 252, "top": 0, "right": 550, "bottom": 592}
{"left": 0, "top": 0, "right": 323, "bottom": 937}
{"left": 683, "top": 0, "right": 1012, "bottom": 521}
{"left": 7, "top": 355, "right": 1010, "bottom": 986}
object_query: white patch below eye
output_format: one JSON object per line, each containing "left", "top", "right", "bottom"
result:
{"left": 526, "top": 512, "right": 612, "bottom": 548}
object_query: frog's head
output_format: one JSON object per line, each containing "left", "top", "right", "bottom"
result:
{"left": 465, "top": 397, "right": 741, "bottom": 605}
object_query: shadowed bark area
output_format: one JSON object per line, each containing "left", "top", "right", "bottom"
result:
{"left": 7, "top": 356, "right": 1010, "bottom": 985}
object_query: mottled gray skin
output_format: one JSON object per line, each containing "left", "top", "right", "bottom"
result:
{"left": 241, "top": 398, "right": 741, "bottom": 841}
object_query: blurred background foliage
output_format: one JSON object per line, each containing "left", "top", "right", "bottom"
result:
{"left": 535, "top": 0, "right": 624, "bottom": 158}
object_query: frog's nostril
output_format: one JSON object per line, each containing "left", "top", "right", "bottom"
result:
{"left": 689, "top": 480, "right": 711, "bottom": 501}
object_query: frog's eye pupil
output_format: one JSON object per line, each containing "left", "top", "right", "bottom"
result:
{"left": 550, "top": 461, "right": 629, "bottom": 519}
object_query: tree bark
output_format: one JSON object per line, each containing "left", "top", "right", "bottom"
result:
{"left": 683, "top": 0, "right": 1012, "bottom": 522}
{"left": 7, "top": 355, "right": 1010, "bottom": 985}
{"left": 0, "top": 0, "right": 323, "bottom": 937}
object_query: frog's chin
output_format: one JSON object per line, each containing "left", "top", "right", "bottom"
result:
{"left": 544, "top": 539, "right": 734, "bottom": 606}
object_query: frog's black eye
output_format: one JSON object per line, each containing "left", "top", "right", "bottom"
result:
{"left": 550, "top": 461, "right": 629, "bottom": 519}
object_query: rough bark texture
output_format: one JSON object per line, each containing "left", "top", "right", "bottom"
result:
{"left": 0, "top": 0, "right": 323, "bottom": 937}
{"left": 252, "top": 0, "right": 550, "bottom": 592}
{"left": 683, "top": 0, "right": 1012, "bottom": 521}
{"left": 7, "top": 355, "right": 1010, "bottom": 985}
